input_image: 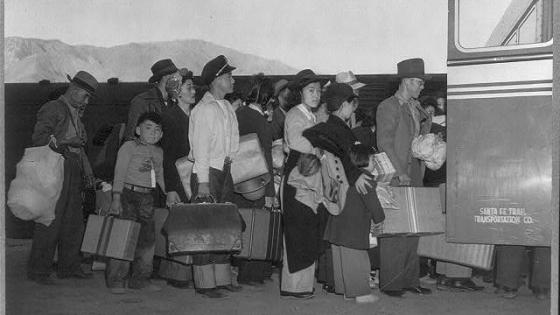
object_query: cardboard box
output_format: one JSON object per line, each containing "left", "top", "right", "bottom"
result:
{"left": 81, "top": 214, "right": 140, "bottom": 261}
{"left": 379, "top": 187, "right": 444, "bottom": 236}
{"left": 237, "top": 208, "right": 282, "bottom": 261}
{"left": 418, "top": 234, "right": 494, "bottom": 270}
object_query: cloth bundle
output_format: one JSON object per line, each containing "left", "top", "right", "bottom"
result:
{"left": 411, "top": 133, "right": 446, "bottom": 170}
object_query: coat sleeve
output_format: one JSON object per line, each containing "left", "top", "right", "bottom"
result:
{"left": 257, "top": 113, "right": 275, "bottom": 197}
{"left": 376, "top": 100, "right": 406, "bottom": 176}
{"left": 124, "top": 97, "right": 147, "bottom": 141}
{"left": 285, "top": 111, "right": 314, "bottom": 154}
{"left": 31, "top": 102, "right": 61, "bottom": 146}
{"left": 361, "top": 182, "right": 385, "bottom": 224}
{"left": 189, "top": 104, "right": 215, "bottom": 183}
{"left": 161, "top": 113, "right": 185, "bottom": 195}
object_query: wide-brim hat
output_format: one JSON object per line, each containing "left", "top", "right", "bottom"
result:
{"left": 149, "top": 59, "right": 179, "bottom": 83}
{"left": 274, "top": 79, "right": 290, "bottom": 97}
{"left": 66, "top": 71, "right": 98, "bottom": 94}
{"left": 234, "top": 173, "right": 271, "bottom": 201}
{"left": 397, "top": 58, "right": 431, "bottom": 80}
{"left": 201, "top": 55, "right": 236, "bottom": 86}
{"left": 335, "top": 71, "right": 366, "bottom": 90}
{"left": 290, "top": 69, "right": 326, "bottom": 90}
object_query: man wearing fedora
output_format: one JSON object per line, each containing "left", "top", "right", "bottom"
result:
{"left": 28, "top": 71, "right": 99, "bottom": 285}
{"left": 124, "top": 58, "right": 181, "bottom": 141}
{"left": 375, "top": 58, "right": 432, "bottom": 297}
{"left": 188, "top": 55, "right": 241, "bottom": 298}
{"left": 270, "top": 78, "right": 291, "bottom": 141}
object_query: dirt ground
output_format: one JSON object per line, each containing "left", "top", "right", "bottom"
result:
{"left": 4, "top": 239, "right": 551, "bottom": 315}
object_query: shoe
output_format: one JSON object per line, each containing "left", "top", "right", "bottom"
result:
{"left": 420, "top": 275, "right": 437, "bottom": 285}
{"left": 217, "top": 284, "right": 242, "bottom": 292}
{"left": 110, "top": 287, "right": 127, "bottom": 295}
{"left": 167, "top": 280, "right": 192, "bottom": 289}
{"left": 280, "top": 290, "right": 315, "bottom": 299}
{"left": 533, "top": 288, "right": 549, "bottom": 300}
{"left": 196, "top": 288, "right": 226, "bottom": 298}
{"left": 322, "top": 283, "right": 336, "bottom": 294}
{"left": 501, "top": 287, "right": 518, "bottom": 299}
{"left": 404, "top": 286, "right": 432, "bottom": 295}
{"left": 355, "top": 294, "right": 379, "bottom": 304}
{"left": 57, "top": 269, "right": 93, "bottom": 279}
{"left": 458, "top": 279, "right": 484, "bottom": 291}
{"left": 382, "top": 290, "right": 404, "bottom": 297}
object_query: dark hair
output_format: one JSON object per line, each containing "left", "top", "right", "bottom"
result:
{"left": 225, "top": 91, "right": 244, "bottom": 104}
{"left": 356, "top": 107, "right": 376, "bottom": 128}
{"left": 245, "top": 73, "right": 274, "bottom": 106}
{"left": 349, "top": 143, "right": 375, "bottom": 168}
{"left": 419, "top": 95, "right": 437, "bottom": 109}
{"left": 137, "top": 112, "right": 162, "bottom": 127}
{"left": 297, "top": 153, "right": 322, "bottom": 177}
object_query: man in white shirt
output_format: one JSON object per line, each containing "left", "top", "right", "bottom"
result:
{"left": 188, "top": 55, "right": 241, "bottom": 298}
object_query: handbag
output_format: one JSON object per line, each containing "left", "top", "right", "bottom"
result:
{"left": 7, "top": 138, "right": 64, "bottom": 226}
{"left": 230, "top": 133, "right": 269, "bottom": 184}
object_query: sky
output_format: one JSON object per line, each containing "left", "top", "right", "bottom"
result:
{"left": 4, "top": 0, "right": 451, "bottom": 74}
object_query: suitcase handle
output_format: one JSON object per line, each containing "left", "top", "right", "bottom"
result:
{"left": 193, "top": 195, "right": 216, "bottom": 204}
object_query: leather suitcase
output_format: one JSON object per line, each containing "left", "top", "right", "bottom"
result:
{"left": 418, "top": 234, "right": 495, "bottom": 270}
{"left": 380, "top": 187, "right": 444, "bottom": 236}
{"left": 237, "top": 207, "right": 282, "bottom": 261}
{"left": 154, "top": 207, "right": 192, "bottom": 264}
{"left": 81, "top": 214, "right": 140, "bottom": 261}
{"left": 163, "top": 203, "right": 243, "bottom": 255}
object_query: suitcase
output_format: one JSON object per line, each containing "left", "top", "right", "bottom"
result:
{"left": 81, "top": 214, "right": 141, "bottom": 261}
{"left": 237, "top": 207, "right": 282, "bottom": 261}
{"left": 418, "top": 234, "right": 495, "bottom": 270}
{"left": 380, "top": 187, "right": 444, "bottom": 236}
{"left": 163, "top": 203, "right": 243, "bottom": 255}
{"left": 154, "top": 207, "right": 192, "bottom": 264}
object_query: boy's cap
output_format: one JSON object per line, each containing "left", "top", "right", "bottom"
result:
{"left": 201, "top": 55, "right": 236, "bottom": 86}
{"left": 324, "top": 83, "right": 357, "bottom": 112}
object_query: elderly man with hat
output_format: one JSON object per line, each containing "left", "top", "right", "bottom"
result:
{"left": 270, "top": 78, "right": 291, "bottom": 141}
{"left": 375, "top": 58, "right": 433, "bottom": 297}
{"left": 188, "top": 55, "right": 241, "bottom": 298}
{"left": 123, "top": 58, "right": 181, "bottom": 141}
{"left": 28, "top": 71, "right": 99, "bottom": 285}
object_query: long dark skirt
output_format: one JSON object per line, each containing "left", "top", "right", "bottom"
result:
{"left": 282, "top": 150, "right": 322, "bottom": 274}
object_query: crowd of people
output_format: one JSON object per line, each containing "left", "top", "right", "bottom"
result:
{"left": 25, "top": 55, "right": 551, "bottom": 303}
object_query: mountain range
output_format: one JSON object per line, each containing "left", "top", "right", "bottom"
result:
{"left": 4, "top": 37, "right": 298, "bottom": 83}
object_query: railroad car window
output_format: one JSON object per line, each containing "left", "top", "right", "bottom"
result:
{"left": 457, "top": 0, "right": 552, "bottom": 49}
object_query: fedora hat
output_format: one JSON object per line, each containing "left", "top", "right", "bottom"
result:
{"left": 66, "top": 71, "right": 98, "bottom": 94}
{"left": 274, "top": 79, "right": 290, "bottom": 97}
{"left": 335, "top": 71, "right": 366, "bottom": 90}
{"left": 291, "top": 69, "right": 325, "bottom": 90}
{"left": 149, "top": 59, "right": 179, "bottom": 83}
{"left": 397, "top": 58, "right": 431, "bottom": 80}
{"left": 201, "top": 55, "right": 236, "bottom": 86}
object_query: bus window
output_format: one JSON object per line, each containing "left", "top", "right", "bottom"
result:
{"left": 457, "top": 0, "right": 552, "bottom": 49}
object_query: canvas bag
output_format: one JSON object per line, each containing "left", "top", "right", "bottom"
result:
{"left": 7, "top": 140, "right": 64, "bottom": 226}
{"left": 230, "top": 133, "right": 269, "bottom": 184}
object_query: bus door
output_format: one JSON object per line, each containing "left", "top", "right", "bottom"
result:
{"left": 446, "top": 0, "right": 553, "bottom": 246}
